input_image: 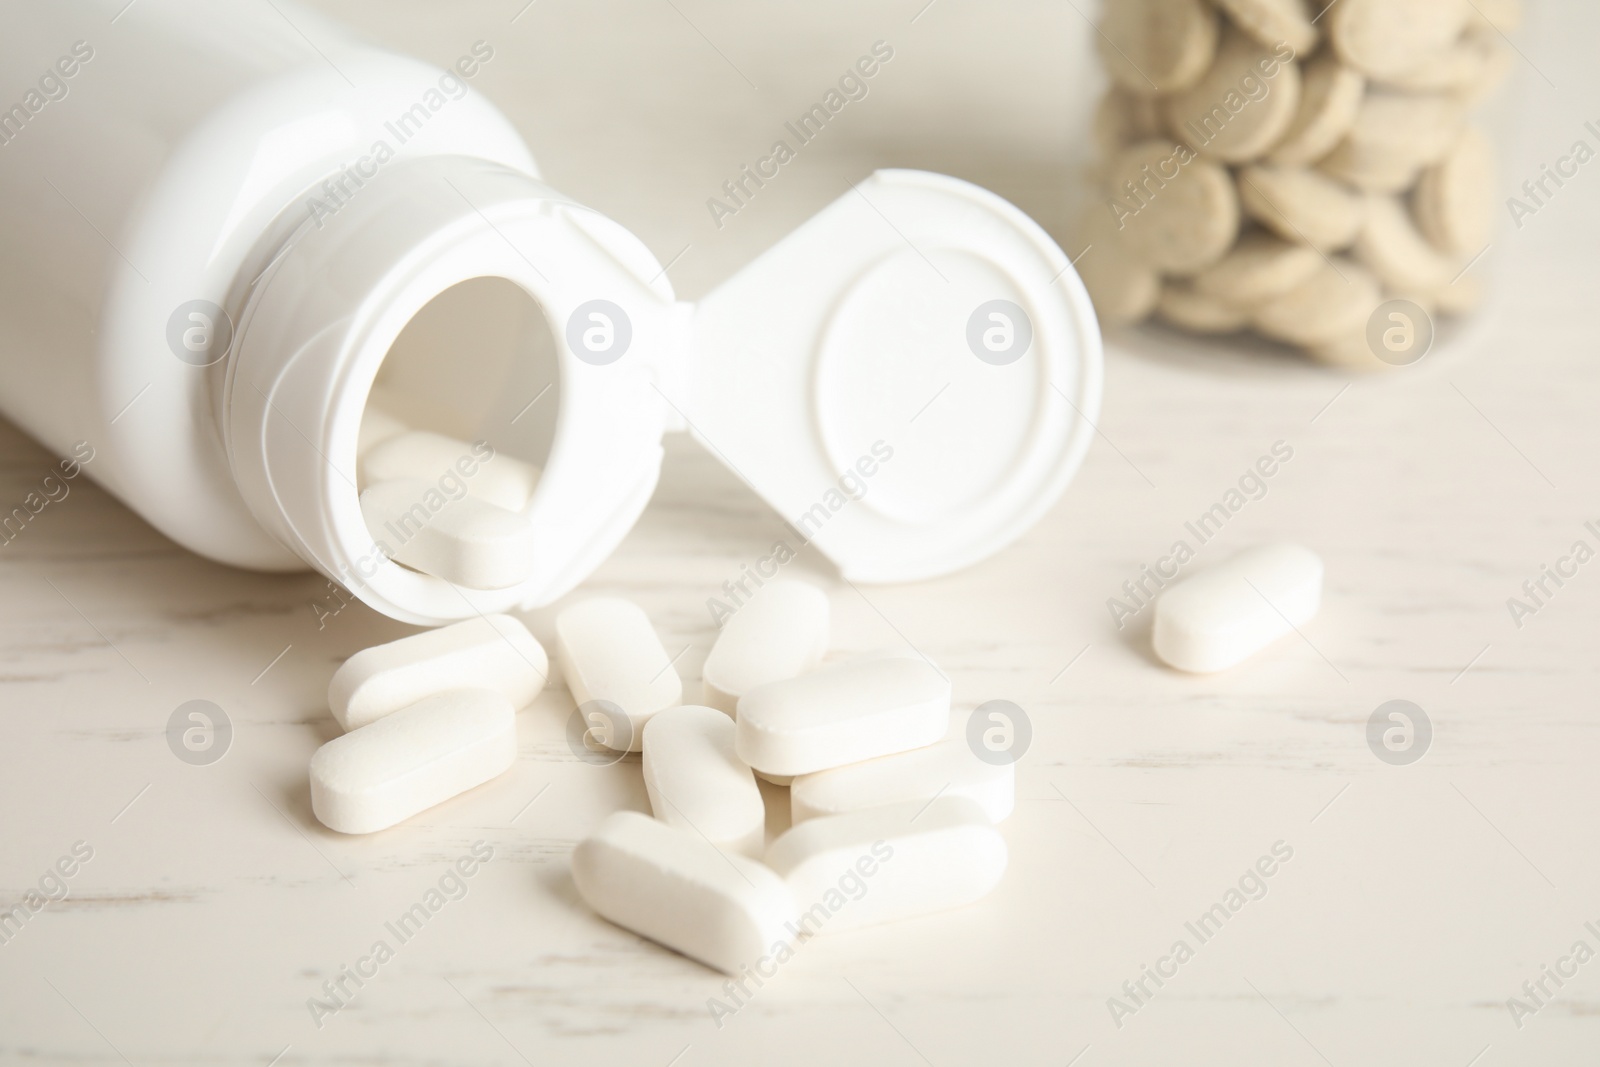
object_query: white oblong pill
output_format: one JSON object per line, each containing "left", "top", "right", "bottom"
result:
{"left": 555, "top": 598, "right": 683, "bottom": 752}
{"left": 643, "top": 706, "right": 765, "bottom": 857}
{"left": 309, "top": 688, "right": 517, "bottom": 834}
{"left": 360, "top": 430, "right": 540, "bottom": 513}
{"left": 789, "top": 714, "right": 1015, "bottom": 825}
{"left": 766, "top": 797, "right": 1006, "bottom": 934}
{"left": 328, "top": 614, "right": 548, "bottom": 732}
{"left": 1153, "top": 543, "right": 1323, "bottom": 673}
{"left": 702, "top": 580, "right": 830, "bottom": 716}
{"left": 361, "top": 479, "right": 538, "bottom": 591}
{"left": 357, "top": 404, "right": 410, "bottom": 457}
{"left": 735, "top": 656, "right": 951, "bottom": 777}
{"left": 571, "top": 811, "right": 795, "bottom": 975}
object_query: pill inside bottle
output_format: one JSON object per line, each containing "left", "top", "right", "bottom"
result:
{"left": 351, "top": 279, "right": 559, "bottom": 594}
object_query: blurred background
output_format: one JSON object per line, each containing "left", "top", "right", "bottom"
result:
{"left": 304, "top": 0, "right": 1104, "bottom": 302}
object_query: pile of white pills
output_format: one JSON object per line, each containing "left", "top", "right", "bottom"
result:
{"left": 311, "top": 406, "right": 1325, "bottom": 972}
{"left": 355, "top": 398, "right": 542, "bottom": 590}
{"left": 312, "top": 614, "right": 548, "bottom": 833}
{"left": 1081, "top": 0, "right": 1516, "bottom": 368}
{"left": 308, "top": 579, "right": 1016, "bottom": 976}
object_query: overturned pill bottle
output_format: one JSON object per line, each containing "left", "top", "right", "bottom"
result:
{"left": 0, "top": 1, "right": 1102, "bottom": 624}
{"left": 1078, "top": 0, "right": 1522, "bottom": 370}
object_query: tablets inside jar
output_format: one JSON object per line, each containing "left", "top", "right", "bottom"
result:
{"left": 354, "top": 277, "right": 559, "bottom": 589}
{"left": 1081, "top": 0, "right": 1517, "bottom": 370}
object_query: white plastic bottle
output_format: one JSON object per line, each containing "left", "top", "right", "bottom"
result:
{"left": 0, "top": 1, "right": 1104, "bottom": 624}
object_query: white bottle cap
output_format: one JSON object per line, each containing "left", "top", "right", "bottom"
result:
{"left": 683, "top": 169, "right": 1102, "bottom": 582}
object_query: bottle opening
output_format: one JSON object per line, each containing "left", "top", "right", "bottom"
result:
{"left": 358, "top": 275, "right": 562, "bottom": 504}
{"left": 228, "top": 156, "right": 682, "bottom": 624}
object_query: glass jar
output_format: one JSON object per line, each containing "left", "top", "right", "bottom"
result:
{"left": 1076, "top": 0, "right": 1522, "bottom": 371}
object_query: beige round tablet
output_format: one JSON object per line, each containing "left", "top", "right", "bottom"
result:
{"left": 1194, "top": 231, "right": 1324, "bottom": 303}
{"left": 1380, "top": 29, "right": 1496, "bottom": 92}
{"left": 1093, "top": 94, "right": 1125, "bottom": 159}
{"left": 1108, "top": 140, "right": 1241, "bottom": 273}
{"left": 1073, "top": 205, "right": 1162, "bottom": 328}
{"left": 1318, "top": 138, "right": 1424, "bottom": 193}
{"left": 1309, "top": 328, "right": 1394, "bottom": 371}
{"left": 1330, "top": 0, "right": 1471, "bottom": 81}
{"left": 1317, "top": 91, "right": 1464, "bottom": 193}
{"left": 1238, "top": 164, "right": 1365, "bottom": 251}
{"left": 1459, "top": 39, "right": 1513, "bottom": 106}
{"left": 1469, "top": 0, "right": 1522, "bottom": 33}
{"left": 1161, "top": 29, "right": 1302, "bottom": 163}
{"left": 1355, "top": 194, "right": 1461, "bottom": 293}
{"left": 1428, "top": 273, "right": 1485, "bottom": 315}
{"left": 1094, "top": 88, "right": 1166, "bottom": 157}
{"left": 1156, "top": 281, "right": 1251, "bottom": 333}
{"left": 1268, "top": 54, "right": 1366, "bottom": 166}
{"left": 1414, "top": 126, "right": 1495, "bottom": 257}
{"left": 1099, "top": 0, "right": 1220, "bottom": 97}
{"left": 1345, "top": 90, "right": 1467, "bottom": 168}
{"left": 1253, "top": 258, "right": 1381, "bottom": 346}
{"left": 1213, "top": 0, "right": 1318, "bottom": 55}
{"left": 1078, "top": 243, "right": 1162, "bottom": 328}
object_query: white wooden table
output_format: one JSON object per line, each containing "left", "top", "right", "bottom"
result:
{"left": 3, "top": 2, "right": 1597, "bottom": 1064}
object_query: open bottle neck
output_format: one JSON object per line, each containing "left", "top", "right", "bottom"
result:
{"left": 223, "top": 155, "right": 687, "bottom": 624}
